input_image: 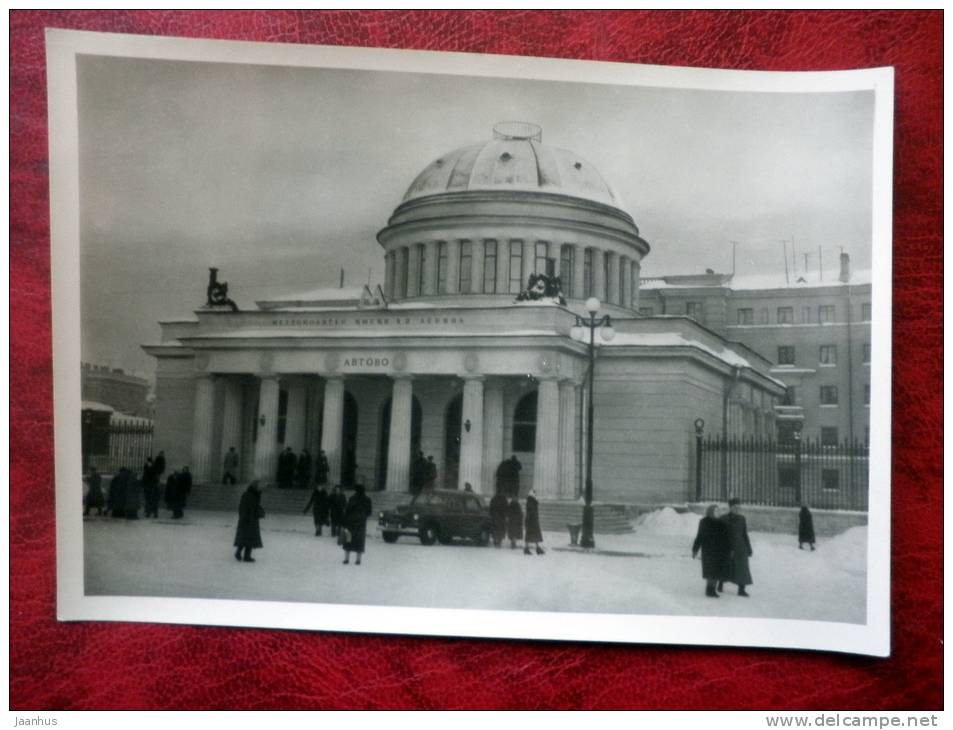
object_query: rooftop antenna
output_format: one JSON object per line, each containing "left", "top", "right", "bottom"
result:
{"left": 791, "top": 234, "right": 797, "bottom": 276}
{"left": 802, "top": 252, "right": 809, "bottom": 274}
{"left": 729, "top": 240, "right": 738, "bottom": 276}
{"left": 818, "top": 245, "right": 823, "bottom": 281}
{"left": 781, "top": 239, "right": 790, "bottom": 284}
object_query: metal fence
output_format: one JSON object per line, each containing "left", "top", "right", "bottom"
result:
{"left": 83, "top": 421, "right": 154, "bottom": 474}
{"left": 696, "top": 434, "right": 869, "bottom": 511}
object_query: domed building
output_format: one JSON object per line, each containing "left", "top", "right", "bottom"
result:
{"left": 144, "top": 124, "right": 784, "bottom": 514}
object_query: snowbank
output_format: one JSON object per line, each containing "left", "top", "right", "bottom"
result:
{"left": 823, "top": 526, "right": 867, "bottom": 574}
{"left": 635, "top": 507, "right": 700, "bottom": 537}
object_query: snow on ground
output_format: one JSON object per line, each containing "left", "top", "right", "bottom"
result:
{"left": 83, "top": 509, "right": 866, "bottom": 624}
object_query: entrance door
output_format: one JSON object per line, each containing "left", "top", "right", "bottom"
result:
{"left": 444, "top": 393, "right": 463, "bottom": 489}
{"left": 341, "top": 391, "right": 358, "bottom": 486}
{"left": 376, "top": 395, "right": 422, "bottom": 490}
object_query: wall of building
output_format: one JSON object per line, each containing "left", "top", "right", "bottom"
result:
{"left": 152, "top": 371, "right": 195, "bottom": 473}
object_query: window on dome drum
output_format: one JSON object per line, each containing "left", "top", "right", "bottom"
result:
{"left": 777, "top": 306, "right": 794, "bottom": 324}
{"left": 737, "top": 308, "right": 754, "bottom": 325}
{"left": 459, "top": 240, "right": 472, "bottom": 293}
{"left": 436, "top": 241, "right": 448, "bottom": 294}
{"left": 820, "top": 386, "right": 839, "bottom": 406}
{"left": 559, "top": 245, "right": 574, "bottom": 298}
{"left": 818, "top": 304, "right": 835, "bottom": 323}
{"left": 819, "top": 345, "right": 837, "bottom": 365}
{"left": 821, "top": 427, "right": 839, "bottom": 446}
{"left": 603, "top": 252, "right": 610, "bottom": 295}
{"left": 512, "top": 390, "right": 538, "bottom": 453}
{"left": 777, "top": 345, "right": 795, "bottom": 366}
{"left": 638, "top": 307, "right": 654, "bottom": 317}
{"left": 509, "top": 242, "right": 523, "bottom": 294}
{"left": 864, "top": 384, "right": 870, "bottom": 406}
{"left": 583, "top": 248, "right": 593, "bottom": 297}
{"left": 399, "top": 249, "right": 409, "bottom": 298}
{"left": 630, "top": 263, "right": 640, "bottom": 308}
{"left": 861, "top": 302, "right": 872, "bottom": 321}
{"left": 686, "top": 301, "right": 703, "bottom": 321}
{"left": 862, "top": 342, "right": 871, "bottom": 363}
{"left": 619, "top": 262, "right": 626, "bottom": 303}
{"left": 534, "top": 241, "right": 549, "bottom": 277}
{"left": 416, "top": 243, "right": 426, "bottom": 295}
{"left": 483, "top": 240, "right": 497, "bottom": 293}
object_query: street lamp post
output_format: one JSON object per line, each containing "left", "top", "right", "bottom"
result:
{"left": 570, "top": 297, "right": 614, "bottom": 550}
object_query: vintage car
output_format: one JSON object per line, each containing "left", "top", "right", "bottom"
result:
{"left": 378, "top": 489, "right": 492, "bottom": 546}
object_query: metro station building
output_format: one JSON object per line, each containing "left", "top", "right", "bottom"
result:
{"left": 144, "top": 123, "right": 785, "bottom": 505}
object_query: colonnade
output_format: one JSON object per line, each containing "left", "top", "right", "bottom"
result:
{"left": 383, "top": 240, "right": 641, "bottom": 310}
{"left": 188, "top": 371, "right": 581, "bottom": 500}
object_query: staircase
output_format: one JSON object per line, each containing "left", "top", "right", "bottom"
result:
{"left": 187, "top": 484, "right": 633, "bottom": 533}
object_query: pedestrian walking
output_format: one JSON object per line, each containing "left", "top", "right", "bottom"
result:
{"left": 153, "top": 451, "right": 166, "bottom": 479}
{"left": 329, "top": 485, "right": 346, "bottom": 537}
{"left": 489, "top": 490, "right": 508, "bottom": 548}
{"left": 691, "top": 504, "right": 730, "bottom": 598}
{"left": 124, "top": 470, "right": 142, "bottom": 520}
{"left": 315, "top": 450, "right": 330, "bottom": 486}
{"left": 506, "top": 495, "right": 523, "bottom": 549}
{"left": 296, "top": 449, "right": 313, "bottom": 489}
{"left": 303, "top": 484, "right": 331, "bottom": 536}
{"left": 233, "top": 481, "right": 264, "bottom": 562}
{"left": 174, "top": 466, "right": 193, "bottom": 518}
{"left": 107, "top": 467, "right": 130, "bottom": 518}
{"left": 798, "top": 504, "right": 816, "bottom": 551}
{"left": 84, "top": 467, "right": 105, "bottom": 516}
{"left": 164, "top": 470, "right": 179, "bottom": 515}
{"left": 341, "top": 484, "right": 372, "bottom": 565}
{"left": 523, "top": 490, "right": 544, "bottom": 555}
{"left": 222, "top": 446, "right": 240, "bottom": 485}
{"left": 719, "top": 497, "right": 753, "bottom": 596}
{"left": 142, "top": 457, "right": 160, "bottom": 518}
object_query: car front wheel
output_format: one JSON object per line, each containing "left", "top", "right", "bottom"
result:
{"left": 419, "top": 524, "right": 438, "bottom": 546}
{"left": 382, "top": 531, "right": 399, "bottom": 543}
{"left": 476, "top": 526, "right": 490, "bottom": 547}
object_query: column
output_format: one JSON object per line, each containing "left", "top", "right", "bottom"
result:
{"left": 482, "top": 380, "right": 505, "bottom": 494}
{"left": 220, "top": 377, "right": 244, "bottom": 479}
{"left": 607, "top": 251, "right": 620, "bottom": 305}
{"left": 558, "top": 380, "right": 578, "bottom": 500}
{"left": 532, "top": 378, "right": 561, "bottom": 499}
{"left": 631, "top": 260, "right": 641, "bottom": 310}
{"left": 394, "top": 247, "right": 407, "bottom": 300}
{"left": 384, "top": 250, "right": 395, "bottom": 300}
{"left": 253, "top": 375, "right": 281, "bottom": 481}
{"left": 458, "top": 377, "right": 485, "bottom": 492}
{"left": 320, "top": 377, "right": 345, "bottom": 486}
{"left": 471, "top": 240, "right": 485, "bottom": 294}
{"left": 446, "top": 240, "right": 461, "bottom": 294}
{"left": 592, "top": 248, "right": 606, "bottom": 303}
{"left": 190, "top": 374, "right": 216, "bottom": 482}
{"left": 619, "top": 255, "right": 630, "bottom": 310}
{"left": 572, "top": 244, "right": 585, "bottom": 300}
{"left": 385, "top": 376, "right": 413, "bottom": 491}
{"left": 522, "top": 240, "right": 535, "bottom": 280}
{"left": 422, "top": 241, "right": 437, "bottom": 296}
{"left": 496, "top": 239, "right": 509, "bottom": 294}
{"left": 407, "top": 244, "right": 421, "bottom": 297}
{"left": 284, "top": 378, "right": 307, "bottom": 451}
{"left": 307, "top": 379, "right": 324, "bottom": 458}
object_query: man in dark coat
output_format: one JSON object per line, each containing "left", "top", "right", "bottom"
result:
{"left": 329, "top": 485, "right": 347, "bottom": 537}
{"left": 296, "top": 449, "right": 313, "bottom": 489}
{"left": 234, "top": 481, "right": 264, "bottom": 562}
{"left": 142, "top": 457, "right": 160, "bottom": 518}
{"left": 276, "top": 447, "right": 296, "bottom": 489}
{"left": 124, "top": 470, "right": 142, "bottom": 519}
{"left": 107, "top": 468, "right": 129, "bottom": 518}
{"left": 303, "top": 484, "right": 331, "bottom": 536}
{"left": 153, "top": 451, "right": 166, "bottom": 479}
{"left": 692, "top": 504, "right": 730, "bottom": 597}
{"left": 720, "top": 498, "right": 753, "bottom": 596}
{"left": 84, "top": 467, "right": 105, "bottom": 516}
{"left": 506, "top": 496, "right": 523, "bottom": 549}
{"left": 174, "top": 466, "right": 193, "bottom": 519}
{"left": 315, "top": 450, "right": 330, "bottom": 486}
{"left": 798, "top": 504, "right": 816, "bottom": 550}
{"left": 497, "top": 455, "right": 522, "bottom": 497}
{"left": 342, "top": 484, "right": 373, "bottom": 565}
{"left": 164, "top": 470, "right": 179, "bottom": 514}
{"left": 410, "top": 451, "right": 425, "bottom": 494}
{"left": 523, "top": 489, "right": 544, "bottom": 555}
{"left": 489, "top": 490, "right": 508, "bottom": 548}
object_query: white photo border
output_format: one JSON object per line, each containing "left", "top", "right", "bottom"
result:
{"left": 48, "top": 29, "right": 894, "bottom": 657}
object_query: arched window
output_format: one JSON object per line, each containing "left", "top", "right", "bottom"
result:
{"left": 512, "top": 390, "right": 538, "bottom": 452}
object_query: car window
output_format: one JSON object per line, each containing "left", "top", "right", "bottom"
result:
{"left": 464, "top": 497, "right": 482, "bottom": 512}
{"left": 426, "top": 494, "right": 444, "bottom": 507}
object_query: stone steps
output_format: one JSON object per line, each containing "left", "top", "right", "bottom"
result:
{"left": 186, "top": 484, "right": 633, "bottom": 534}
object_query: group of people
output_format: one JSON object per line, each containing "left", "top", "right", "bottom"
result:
{"left": 273, "top": 447, "right": 331, "bottom": 490}
{"left": 410, "top": 450, "right": 438, "bottom": 494}
{"left": 234, "top": 482, "right": 374, "bottom": 565}
{"left": 488, "top": 488, "right": 544, "bottom": 555}
{"left": 82, "top": 451, "right": 193, "bottom": 520}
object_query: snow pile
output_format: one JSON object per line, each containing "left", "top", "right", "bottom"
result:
{"left": 823, "top": 526, "right": 867, "bottom": 575}
{"left": 635, "top": 507, "right": 700, "bottom": 537}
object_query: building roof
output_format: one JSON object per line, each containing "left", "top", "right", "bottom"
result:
{"left": 640, "top": 268, "right": 872, "bottom": 291}
{"left": 81, "top": 400, "right": 115, "bottom": 413}
{"left": 401, "top": 122, "right": 622, "bottom": 209}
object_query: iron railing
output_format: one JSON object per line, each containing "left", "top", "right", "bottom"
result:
{"left": 696, "top": 433, "right": 869, "bottom": 511}
{"left": 84, "top": 421, "right": 155, "bottom": 474}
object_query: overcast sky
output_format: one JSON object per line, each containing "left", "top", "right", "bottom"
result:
{"left": 77, "top": 55, "right": 874, "bottom": 379}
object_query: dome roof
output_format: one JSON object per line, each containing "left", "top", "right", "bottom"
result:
{"left": 401, "top": 123, "right": 623, "bottom": 209}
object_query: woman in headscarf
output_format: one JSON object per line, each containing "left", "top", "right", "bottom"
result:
{"left": 691, "top": 504, "right": 730, "bottom": 598}
{"left": 523, "top": 489, "right": 544, "bottom": 555}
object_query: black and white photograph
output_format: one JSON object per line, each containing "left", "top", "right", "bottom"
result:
{"left": 50, "top": 30, "right": 893, "bottom": 655}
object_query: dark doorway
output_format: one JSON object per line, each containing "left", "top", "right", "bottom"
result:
{"left": 341, "top": 391, "right": 358, "bottom": 486}
{"left": 376, "top": 395, "right": 422, "bottom": 491}
{"left": 444, "top": 392, "right": 463, "bottom": 489}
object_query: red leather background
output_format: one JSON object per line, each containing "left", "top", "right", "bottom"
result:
{"left": 10, "top": 10, "right": 941, "bottom": 709}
